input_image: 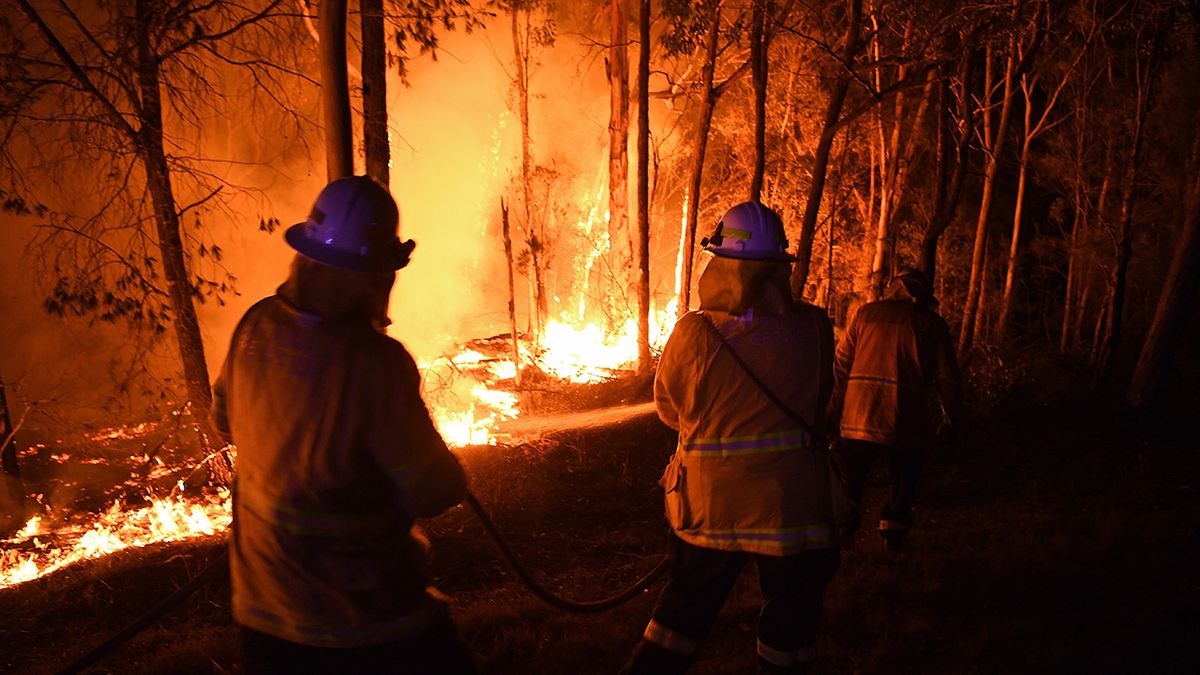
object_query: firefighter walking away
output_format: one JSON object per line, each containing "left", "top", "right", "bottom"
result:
{"left": 828, "top": 268, "right": 960, "bottom": 550}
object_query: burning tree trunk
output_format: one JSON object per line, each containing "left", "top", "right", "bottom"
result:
{"left": 609, "top": 0, "right": 632, "bottom": 293}
{"left": 636, "top": 0, "right": 651, "bottom": 372}
{"left": 0, "top": 374, "right": 23, "bottom": 535}
{"left": 361, "top": 0, "right": 389, "bottom": 185}
{"left": 320, "top": 0, "right": 353, "bottom": 179}
{"left": 791, "top": 0, "right": 863, "bottom": 298}
{"left": 749, "top": 0, "right": 770, "bottom": 201}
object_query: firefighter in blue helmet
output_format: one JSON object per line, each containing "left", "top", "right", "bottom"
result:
{"left": 211, "top": 176, "right": 474, "bottom": 674}
{"left": 829, "top": 268, "right": 960, "bottom": 550}
{"left": 622, "top": 202, "right": 841, "bottom": 674}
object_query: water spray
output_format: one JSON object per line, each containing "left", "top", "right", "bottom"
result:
{"left": 495, "top": 401, "right": 657, "bottom": 438}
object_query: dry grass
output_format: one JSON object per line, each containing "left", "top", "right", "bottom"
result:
{"left": 1, "top": 386, "right": 1197, "bottom": 674}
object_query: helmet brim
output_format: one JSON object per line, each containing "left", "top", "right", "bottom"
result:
{"left": 285, "top": 223, "right": 413, "bottom": 273}
{"left": 704, "top": 247, "right": 798, "bottom": 263}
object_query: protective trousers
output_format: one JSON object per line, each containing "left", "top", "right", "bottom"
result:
{"left": 239, "top": 619, "right": 475, "bottom": 675}
{"left": 622, "top": 533, "right": 840, "bottom": 674}
{"left": 835, "top": 439, "right": 921, "bottom": 542}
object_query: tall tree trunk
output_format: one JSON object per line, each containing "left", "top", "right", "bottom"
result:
{"left": 1095, "top": 31, "right": 1162, "bottom": 388}
{"left": 0, "top": 374, "right": 15, "bottom": 480}
{"left": 501, "top": 200, "right": 522, "bottom": 384}
{"left": 920, "top": 35, "right": 976, "bottom": 283}
{"left": 320, "top": 0, "right": 352, "bottom": 179}
{"left": 678, "top": 2, "right": 722, "bottom": 317}
{"left": 996, "top": 130, "right": 1032, "bottom": 342}
{"left": 1126, "top": 148, "right": 1200, "bottom": 407}
{"left": 959, "top": 44, "right": 1016, "bottom": 352}
{"left": 511, "top": 5, "right": 545, "bottom": 338}
{"left": 361, "top": 0, "right": 388, "bottom": 185}
{"left": 636, "top": 0, "right": 651, "bottom": 372}
{"left": 791, "top": 0, "right": 863, "bottom": 298}
{"left": 135, "top": 0, "right": 215, "bottom": 427}
{"left": 749, "top": 0, "right": 769, "bottom": 201}
{"left": 609, "top": 0, "right": 632, "bottom": 289}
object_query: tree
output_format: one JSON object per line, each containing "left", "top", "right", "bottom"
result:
{"left": 322, "top": 0, "right": 354, "bottom": 179}
{"left": 636, "top": 0, "right": 652, "bottom": 372}
{"left": 748, "top": 0, "right": 770, "bottom": 200}
{"left": 1126, "top": 133, "right": 1200, "bottom": 408}
{"left": 609, "top": 0, "right": 632, "bottom": 303}
{"left": 789, "top": 0, "right": 863, "bottom": 297}
{"left": 7, "top": 0, "right": 303, "bottom": 433}
{"left": 362, "top": 0, "right": 389, "bottom": 184}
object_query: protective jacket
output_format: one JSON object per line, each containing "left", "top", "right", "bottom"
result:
{"left": 655, "top": 256, "right": 836, "bottom": 556}
{"left": 212, "top": 281, "right": 465, "bottom": 648}
{"left": 832, "top": 281, "right": 959, "bottom": 448}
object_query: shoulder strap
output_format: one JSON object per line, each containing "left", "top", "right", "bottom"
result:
{"left": 699, "top": 313, "right": 826, "bottom": 444}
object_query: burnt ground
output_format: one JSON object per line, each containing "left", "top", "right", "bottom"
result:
{"left": 1, "top": 383, "right": 1198, "bottom": 674}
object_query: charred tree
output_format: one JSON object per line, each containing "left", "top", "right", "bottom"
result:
{"left": 636, "top": 0, "right": 652, "bottom": 372}
{"left": 501, "top": 200, "right": 523, "bottom": 383}
{"left": 362, "top": 0, "right": 389, "bottom": 185}
{"left": 749, "top": 0, "right": 770, "bottom": 201}
{"left": 0, "top": 374, "right": 15, "bottom": 481}
{"left": 321, "top": 0, "right": 353, "bottom": 179}
{"left": 791, "top": 0, "right": 863, "bottom": 298}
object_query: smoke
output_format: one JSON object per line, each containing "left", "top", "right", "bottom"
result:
{"left": 1, "top": 12, "right": 676, "bottom": 429}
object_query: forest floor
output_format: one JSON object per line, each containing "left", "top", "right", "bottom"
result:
{"left": 1, "top": 372, "right": 1198, "bottom": 674}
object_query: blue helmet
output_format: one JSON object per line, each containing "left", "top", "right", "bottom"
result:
{"left": 285, "top": 176, "right": 415, "bottom": 272}
{"left": 701, "top": 201, "right": 796, "bottom": 262}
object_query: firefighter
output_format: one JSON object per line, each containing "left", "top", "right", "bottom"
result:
{"left": 622, "top": 202, "right": 840, "bottom": 675}
{"left": 829, "top": 268, "right": 960, "bottom": 550}
{"left": 211, "top": 176, "right": 474, "bottom": 674}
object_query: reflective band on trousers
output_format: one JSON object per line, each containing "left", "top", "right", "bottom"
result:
{"left": 643, "top": 620, "right": 700, "bottom": 656}
{"left": 878, "top": 519, "right": 911, "bottom": 532}
{"left": 757, "top": 640, "right": 817, "bottom": 666}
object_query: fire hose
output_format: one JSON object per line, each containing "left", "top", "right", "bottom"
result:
{"left": 55, "top": 490, "right": 668, "bottom": 674}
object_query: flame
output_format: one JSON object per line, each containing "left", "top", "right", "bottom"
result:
{"left": 1, "top": 488, "right": 231, "bottom": 589}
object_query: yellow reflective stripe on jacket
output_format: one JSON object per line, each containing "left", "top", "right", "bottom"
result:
{"left": 237, "top": 482, "right": 391, "bottom": 537}
{"left": 847, "top": 373, "right": 926, "bottom": 392}
{"left": 681, "top": 429, "right": 813, "bottom": 456}
{"left": 677, "top": 524, "right": 832, "bottom": 551}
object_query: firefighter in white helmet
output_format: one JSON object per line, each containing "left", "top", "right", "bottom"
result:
{"left": 211, "top": 176, "right": 474, "bottom": 673}
{"left": 622, "top": 202, "right": 840, "bottom": 674}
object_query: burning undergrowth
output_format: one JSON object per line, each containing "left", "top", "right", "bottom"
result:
{"left": 0, "top": 327, "right": 661, "bottom": 590}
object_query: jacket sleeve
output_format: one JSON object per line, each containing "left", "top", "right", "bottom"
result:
{"left": 828, "top": 310, "right": 860, "bottom": 428}
{"left": 370, "top": 339, "right": 467, "bottom": 519}
{"left": 653, "top": 325, "right": 684, "bottom": 431}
